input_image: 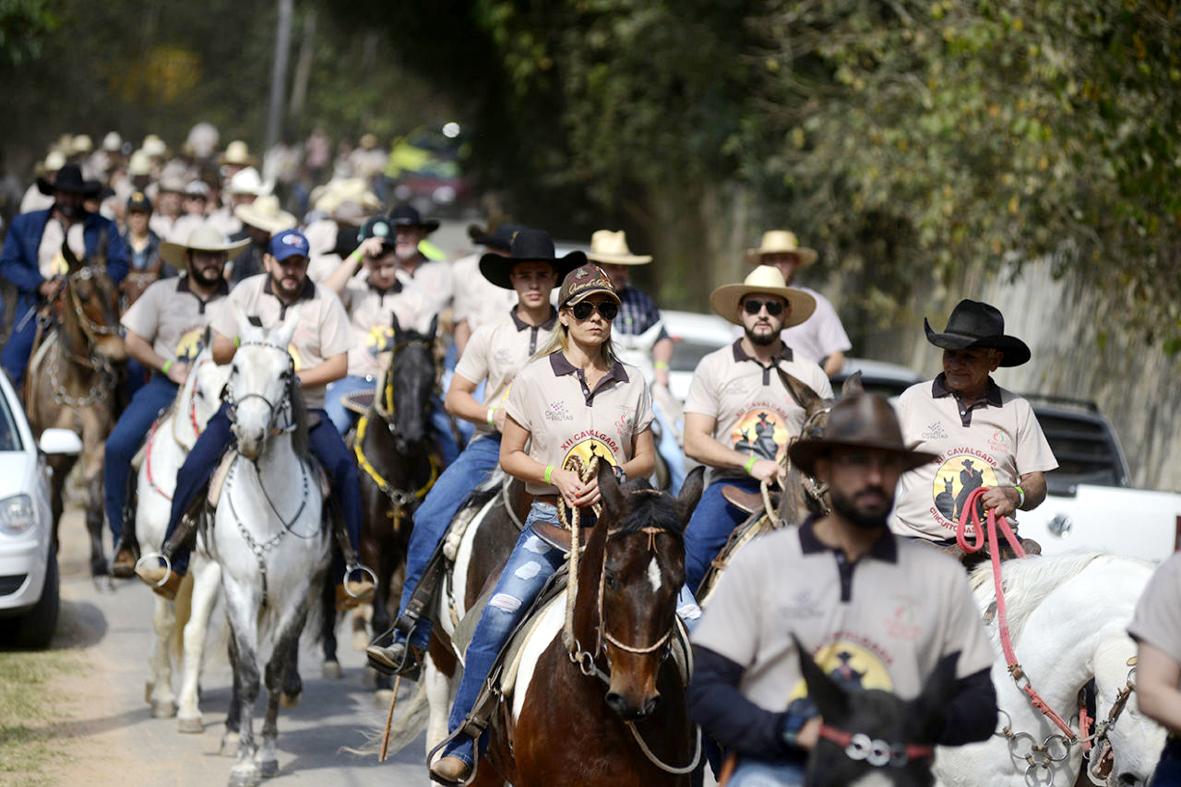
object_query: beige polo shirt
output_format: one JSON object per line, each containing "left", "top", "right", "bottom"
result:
{"left": 210, "top": 273, "right": 352, "bottom": 408}
{"left": 684, "top": 340, "right": 833, "bottom": 484}
{"left": 38, "top": 219, "right": 86, "bottom": 278}
{"left": 339, "top": 280, "right": 427, "bottom": 378}
{"left": 121, "top": 276, "right": 229, "bottom": 363}
{"left": 693, "top": 519, "right": 995, "bottom": 714}
{"left": 1129, "top": 552, "right": 1181, "bottom": 663}
{"left": 451, "top": 253, "right": 519, "bottom": 332}
{"left": 505, "top": 352, "right": 654, "bottom": 495}
{"left": 396, "top": 257, "right": 453, "bottom": 320}
{"left": 890, "top": 375, "right": 1058, "bottom": 541}
{"left": 455, "top": 308, "right": 558, "bottom": 442}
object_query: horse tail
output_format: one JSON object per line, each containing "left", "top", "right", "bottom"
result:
{"left": 172, "top": 572, "right": 195, "bottom": 660}
{"left": 346, "top": 676, "right": 431, "bottom": 757}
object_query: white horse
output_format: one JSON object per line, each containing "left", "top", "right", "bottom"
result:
{"left": 136, "top": 346, "right": 230, "bottom": 724}
{"left": 216, "top": 313, "right": 330, "bottom": 787}
{"left": 935, "top": 553, "right": 1165, "bottom": 787}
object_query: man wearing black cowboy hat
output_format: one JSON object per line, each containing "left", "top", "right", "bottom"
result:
{"left": 1, "top": 163, "right": 128, "bottom": 385}
{"left": 690, "top": 394, "right": 998, "bottom": 785}
{"left": 452, "top": 222, "right": 526, "bottom": 355}
{"left": 889, "top": 299, "right": 1057, "bottom": 546}
{"left": 386, "top": 204, "right": 452, "bottom": 319}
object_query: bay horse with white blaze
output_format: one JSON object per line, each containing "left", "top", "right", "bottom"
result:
{"left": 462, "top": 464, "right": 704, "bottom": 787}
{"left": 24, "top": 239, "right": 126, "bottom": 578}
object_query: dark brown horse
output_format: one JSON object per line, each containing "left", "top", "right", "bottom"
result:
{"left": 24, "top": 241, "right": 126, "bottom": 577}
{"left": 320, "top": 314, "right": 440, "bottom": 687}
{"left": 466, "top": 465, "right": 705, "bottom": 787}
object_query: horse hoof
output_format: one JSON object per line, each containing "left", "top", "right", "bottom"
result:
{"left": 219, "top": 731, "right": 240, "bottom": 757}
{"left": 144, "top": 681, "right": 154, "bottom": 704}
{"left": 228, "top": 767, "right": 260, "bottom": 787}
{"left": 258, "top": 759, "right": 279, "bottom": 779}
{"left": 321, "top": 660, "right": 343, "bottom": 680}
{"left": 374, "top": 689, "right": 394, "bottom": 707}
{"left": 151, "top": 700, "right": 178, "bottom": 719}
{"left": 178, "top": 716, "right": 204, "bottom": 734}
{"left": 93, "top": 576, "right": 114, "bottom": 593}
{"left": 351, "top": 628, "right": 369, "bottom": 652}
{"left": 279, "top": 692, "right": 300, "bottom": 709}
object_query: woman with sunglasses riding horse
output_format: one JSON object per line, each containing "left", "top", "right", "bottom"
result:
{"left": 680, "top": 265, "right": 832, "bottom": 595}
{"left": 426, "top": 261, "right": 657, "bottom": 785}
{"left": 366, "top": 228, "right": 581, "bottom": 676}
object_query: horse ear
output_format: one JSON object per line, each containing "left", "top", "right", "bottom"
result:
{"left": 426, "top": 313, "right": 438, "bottom": 343}
{"left": 676, "top": 466, "right": 706, "bottom": 524}
{"left": 390, "top": 310, "right": 402, "bottom": 337}
{"left": 234, "top": 308, "right": 261, "bottom": 344}
{"left": 61, "top": 238, "right": 82, "bottom": 273}
{"left": 778, "top": 368, "right": 824, "bottom": 413}
{"left": 840, "top": 371, "right": 863, "bottom": 398}
{"left": 597, "top": 459, "right": 627, "bottom": 518}
{"left": 272, "top": 307, "right": 300, "bottom": 350}
{"left": 794, "top": 633, "right": 849, "bottom": 722}
{"left": 912, "top": 651, "right": 959, "bottom": 742}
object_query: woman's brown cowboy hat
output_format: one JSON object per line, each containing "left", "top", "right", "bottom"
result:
{"left": 924, "top": 299, "right": 1031, "bottom": 367}
{"left": 479, "top": 228, "right": 585, "bottom": 290}
{"left": 37, "top": 163, "right": 101, "bottom": 197}
{"left": 788, "top": 394, "right": 938, "bottom": 477}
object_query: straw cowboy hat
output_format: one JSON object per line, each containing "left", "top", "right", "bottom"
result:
{"left": 788, "top": 394, "right": 938, "bottom": 477}
{"left": 745, "top": 230, "right": 818, "bottom": 267}
{"left": 924, "top": 299, "right": 1031, "bottom": 367}
{"left": 220, "top": 140, "right": 255, "bottom": 167}
{"left": 585, "top": 229, "right": 652, "bottom": 265}
{"left": 235, "top": 194, "right": 297, "bottom": 234}
{"left": 142, "top": 135, "right": 167, "bottom": 158}
{"left": 228, "top": 167, "right": 265, "bottom": 197}
{"left": 160, "top": 223, "right": 250, "bottom": 269}
{"left": 709, "top": 265, "right": 817, "bottom": 327}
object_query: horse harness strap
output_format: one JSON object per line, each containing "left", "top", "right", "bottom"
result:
{"left": 818, "top": 724, "right": 934, "bottom": 769}
{"left": 353, "top": 414, "right": 439, "bottom": 522}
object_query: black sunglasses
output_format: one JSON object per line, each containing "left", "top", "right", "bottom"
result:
{"left": 742, "top": 298, "right": 785, "bottom": 317}
{"left": 570, "top": 300, "right": 619, "bottom": 321}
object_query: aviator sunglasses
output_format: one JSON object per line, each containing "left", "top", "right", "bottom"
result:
{"left": 570, "top": 300, "right": 620, "bottom": 321}
{"left": 743, "top": 298, "right": 785, "bottom": 317}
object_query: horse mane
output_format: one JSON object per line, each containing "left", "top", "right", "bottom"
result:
{"left": 613, "top": 480, "right": 684, "bottom": 536}
{"left": 968, "top": 553, "right": 1143, "bottom": 641}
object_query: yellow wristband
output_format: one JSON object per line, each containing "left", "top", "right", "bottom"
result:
{"left": 487, "top": 407, "right": 497, "bottom": 427}
{"left": 161, "top": 359, "right": 174, "bottom": 375}
{"left": 654, "top": 360, "right": 670, "bottom": 370}
{"left": 743, "top": 455, "right": 758, "bottom": 475}
{"left": 543, "top": 464, "right": 554, "bottom": 485}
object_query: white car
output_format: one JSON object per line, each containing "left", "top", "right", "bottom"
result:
{"left": 662, "top": 310, "right": 735, "bottom": 402}
{"left": 0, "top": 371, "right": 81, "bottom": 648}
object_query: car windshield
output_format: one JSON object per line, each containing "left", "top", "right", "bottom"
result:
{"left": 0, "top": 390, "right": 20, "bottom": 451}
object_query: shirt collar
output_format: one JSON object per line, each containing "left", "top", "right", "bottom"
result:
{"left": 548, "top": 352, "right": 630, "bottom": 384}
{"left": 931, "top": 373, "right": 1003, "bottom": 407}
{"left": 176, "top": 274, "right": 229, "bottom": 298}
{"left": 368, "top": 278, "right": 402, "bottom": 296}
{"left": 510, "top": 306, "right": 558, "bottom": 332}
{"left": 798, "top": 515, "right": 898, "bottom": 564}
{"left": 262, "top": 275, "right": 316, "bottom": 303}
{"left": 731, "top": 338, "right": 793, "bottom": 365}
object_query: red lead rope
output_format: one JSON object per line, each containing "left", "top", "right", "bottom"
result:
{"left": 955, "top": 486, "right": 1078, "bottom": 741}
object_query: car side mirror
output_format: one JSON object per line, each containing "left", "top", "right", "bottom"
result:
{"left": 38, "top": 428, "right": 82, "bottom": 456}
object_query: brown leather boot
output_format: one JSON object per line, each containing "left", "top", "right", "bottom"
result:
{"left": 110, "top": 541, "right": 138, "bottom": 579}
{"left": 429, "top": 755, "right": 472, "bottom": 785}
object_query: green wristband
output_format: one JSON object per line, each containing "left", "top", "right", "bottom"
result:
{"left": 543, "top": 464, "right": 555, "bottom": 485}
{"left": 1013, "top": 485, "right": 1026, "bottom": 508}
{"left": 161, "top": 359, "right": 174, "bottom": 375}
{"left": 743, "top": 454, "right": 758, "bottom": 475}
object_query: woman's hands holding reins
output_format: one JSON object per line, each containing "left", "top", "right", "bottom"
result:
{"left": 553, "top": 468, "right": 601, "bottom": 509}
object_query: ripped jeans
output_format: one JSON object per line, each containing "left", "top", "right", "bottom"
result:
{"left": 442, "top": 502, "right": 567, "bottom": 765}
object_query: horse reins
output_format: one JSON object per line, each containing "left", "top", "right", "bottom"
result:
{"left": 818, "top": 724, "right": 934, "bottom": 769}
{"left": 957, "top": 486, "right": 1136, "bottom": 782}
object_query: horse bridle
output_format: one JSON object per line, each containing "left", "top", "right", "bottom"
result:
{"left": 818, "top": 724, "right": 935, "bottom": 769}
{"left": 65, "top": 266, "right": 121, "bottom": 341}
{"left": 225, "top": 341, "right": 297, "bottom": 434}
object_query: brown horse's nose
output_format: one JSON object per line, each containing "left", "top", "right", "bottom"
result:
{"left": 605, "top": 691, "right": 660, "bottom": 720}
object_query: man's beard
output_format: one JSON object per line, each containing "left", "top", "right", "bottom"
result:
{"left": 830, "top": 486, "right": 893, "bottom": 531}
{"left": 744, "top": 323, "right": 778, "bottom": 346}
{"left": 189, "top": 263, "right": 223, "bottom": 286}
{"left": 271, "top": 271, "right": 302, "bottom": 296}
{"left": 55, "top": 202, "right": 82, "bottom": 221}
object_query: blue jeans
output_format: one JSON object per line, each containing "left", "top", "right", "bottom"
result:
{"left": 728, "top": 759, "right": 806, "bottom": 786}
{"left": 397, "top": 434, "right": 501, "bottom": 649}
{"left": 324, "top": 374, "right": 374, "bottom": 434}
{"left": 683, "top": 477, "right": 761, "bottom": 593}
{"left": 1154, "top": 738, "right": 1181, "bottom": 785}
{"left": 1, "top": 298, "right": 37, "bottom": 387}
{"left": 653, "top": 398, "right": 685, "bottom": 494}
{"left": 103, "top": 374, "right": 179, "bottom": 543}
{"left": 162, "top": 403, "right": 363, "bottom": 575}
{"left": 442, "top": 503, "right": 569, "bottom": 765}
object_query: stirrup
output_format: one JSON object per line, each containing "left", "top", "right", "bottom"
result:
{"left": 342, "top": 564, "right": 377, "bottom": 598}
{"left": 134, "top": 552, "right": 172, "bottom": 587}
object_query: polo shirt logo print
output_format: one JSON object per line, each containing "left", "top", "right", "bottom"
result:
{"left": 175, "top": 327, "right": 206, "bottom": 361}
{"left": 931, "top": 451, "right": 999, "bottom": 526}
{"left": 731, "top": 405, "right": 789, "bottom": 462}
{"left": 922, "top": 421, "right": 948, "bottom": 440}
{"left": 560, "top": 434, "right": 620, "bottom": 474}
{"left": 545, "top": 401, "right": 574, "bottom": 422}
{"left": 786, "top": 640, "right": 893, "bottom": 710}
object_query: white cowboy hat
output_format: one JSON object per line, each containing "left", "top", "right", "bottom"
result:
{"left": 159, "top": 223, "right": 250, "bottom": 269}
{"left": 745, "top": 230, "right": 818, "bottom": 267}
{"left": 228, "top": 166, "right": 264, "bottom": 197}
{"left": 220, "top": 140, "right": 254, "bottom": 166}
{"left": 709, "top": 264, "right": 817, "bottom": 327}
{"left": 43, "top": 151, "right": 66, "bottom": 172}
{"left": 127, "top": 150, "right": 151, "bottom": 177}
{"left": 235, "top": 194, "right": 297, "bottom": 234}
{"left": 102, "top": 131, "right": 123, "bottom": 152}
{"left": 585, "top": 229, "right": 652, "bottom": 265}
{"left": 71, "top": 134, "right": 93, "bottom": 155}
{"left": 142, "top": 135, "right": 167, "bottom": 158}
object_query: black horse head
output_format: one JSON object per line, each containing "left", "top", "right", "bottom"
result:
{"left": 385, "top": 312, "right": 437, "bottom": 450}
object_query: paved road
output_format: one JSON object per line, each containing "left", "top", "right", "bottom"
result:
{"left": 49, "top": 508, "right": 430, "bottom": 787}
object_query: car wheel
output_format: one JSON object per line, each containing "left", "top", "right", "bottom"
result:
{"left": 7, "top": 547, "right": 60, "bottom": 649}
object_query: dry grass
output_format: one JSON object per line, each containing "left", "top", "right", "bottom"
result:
{"left": 0, "top": 646, "right": 75, "bottom": 786}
